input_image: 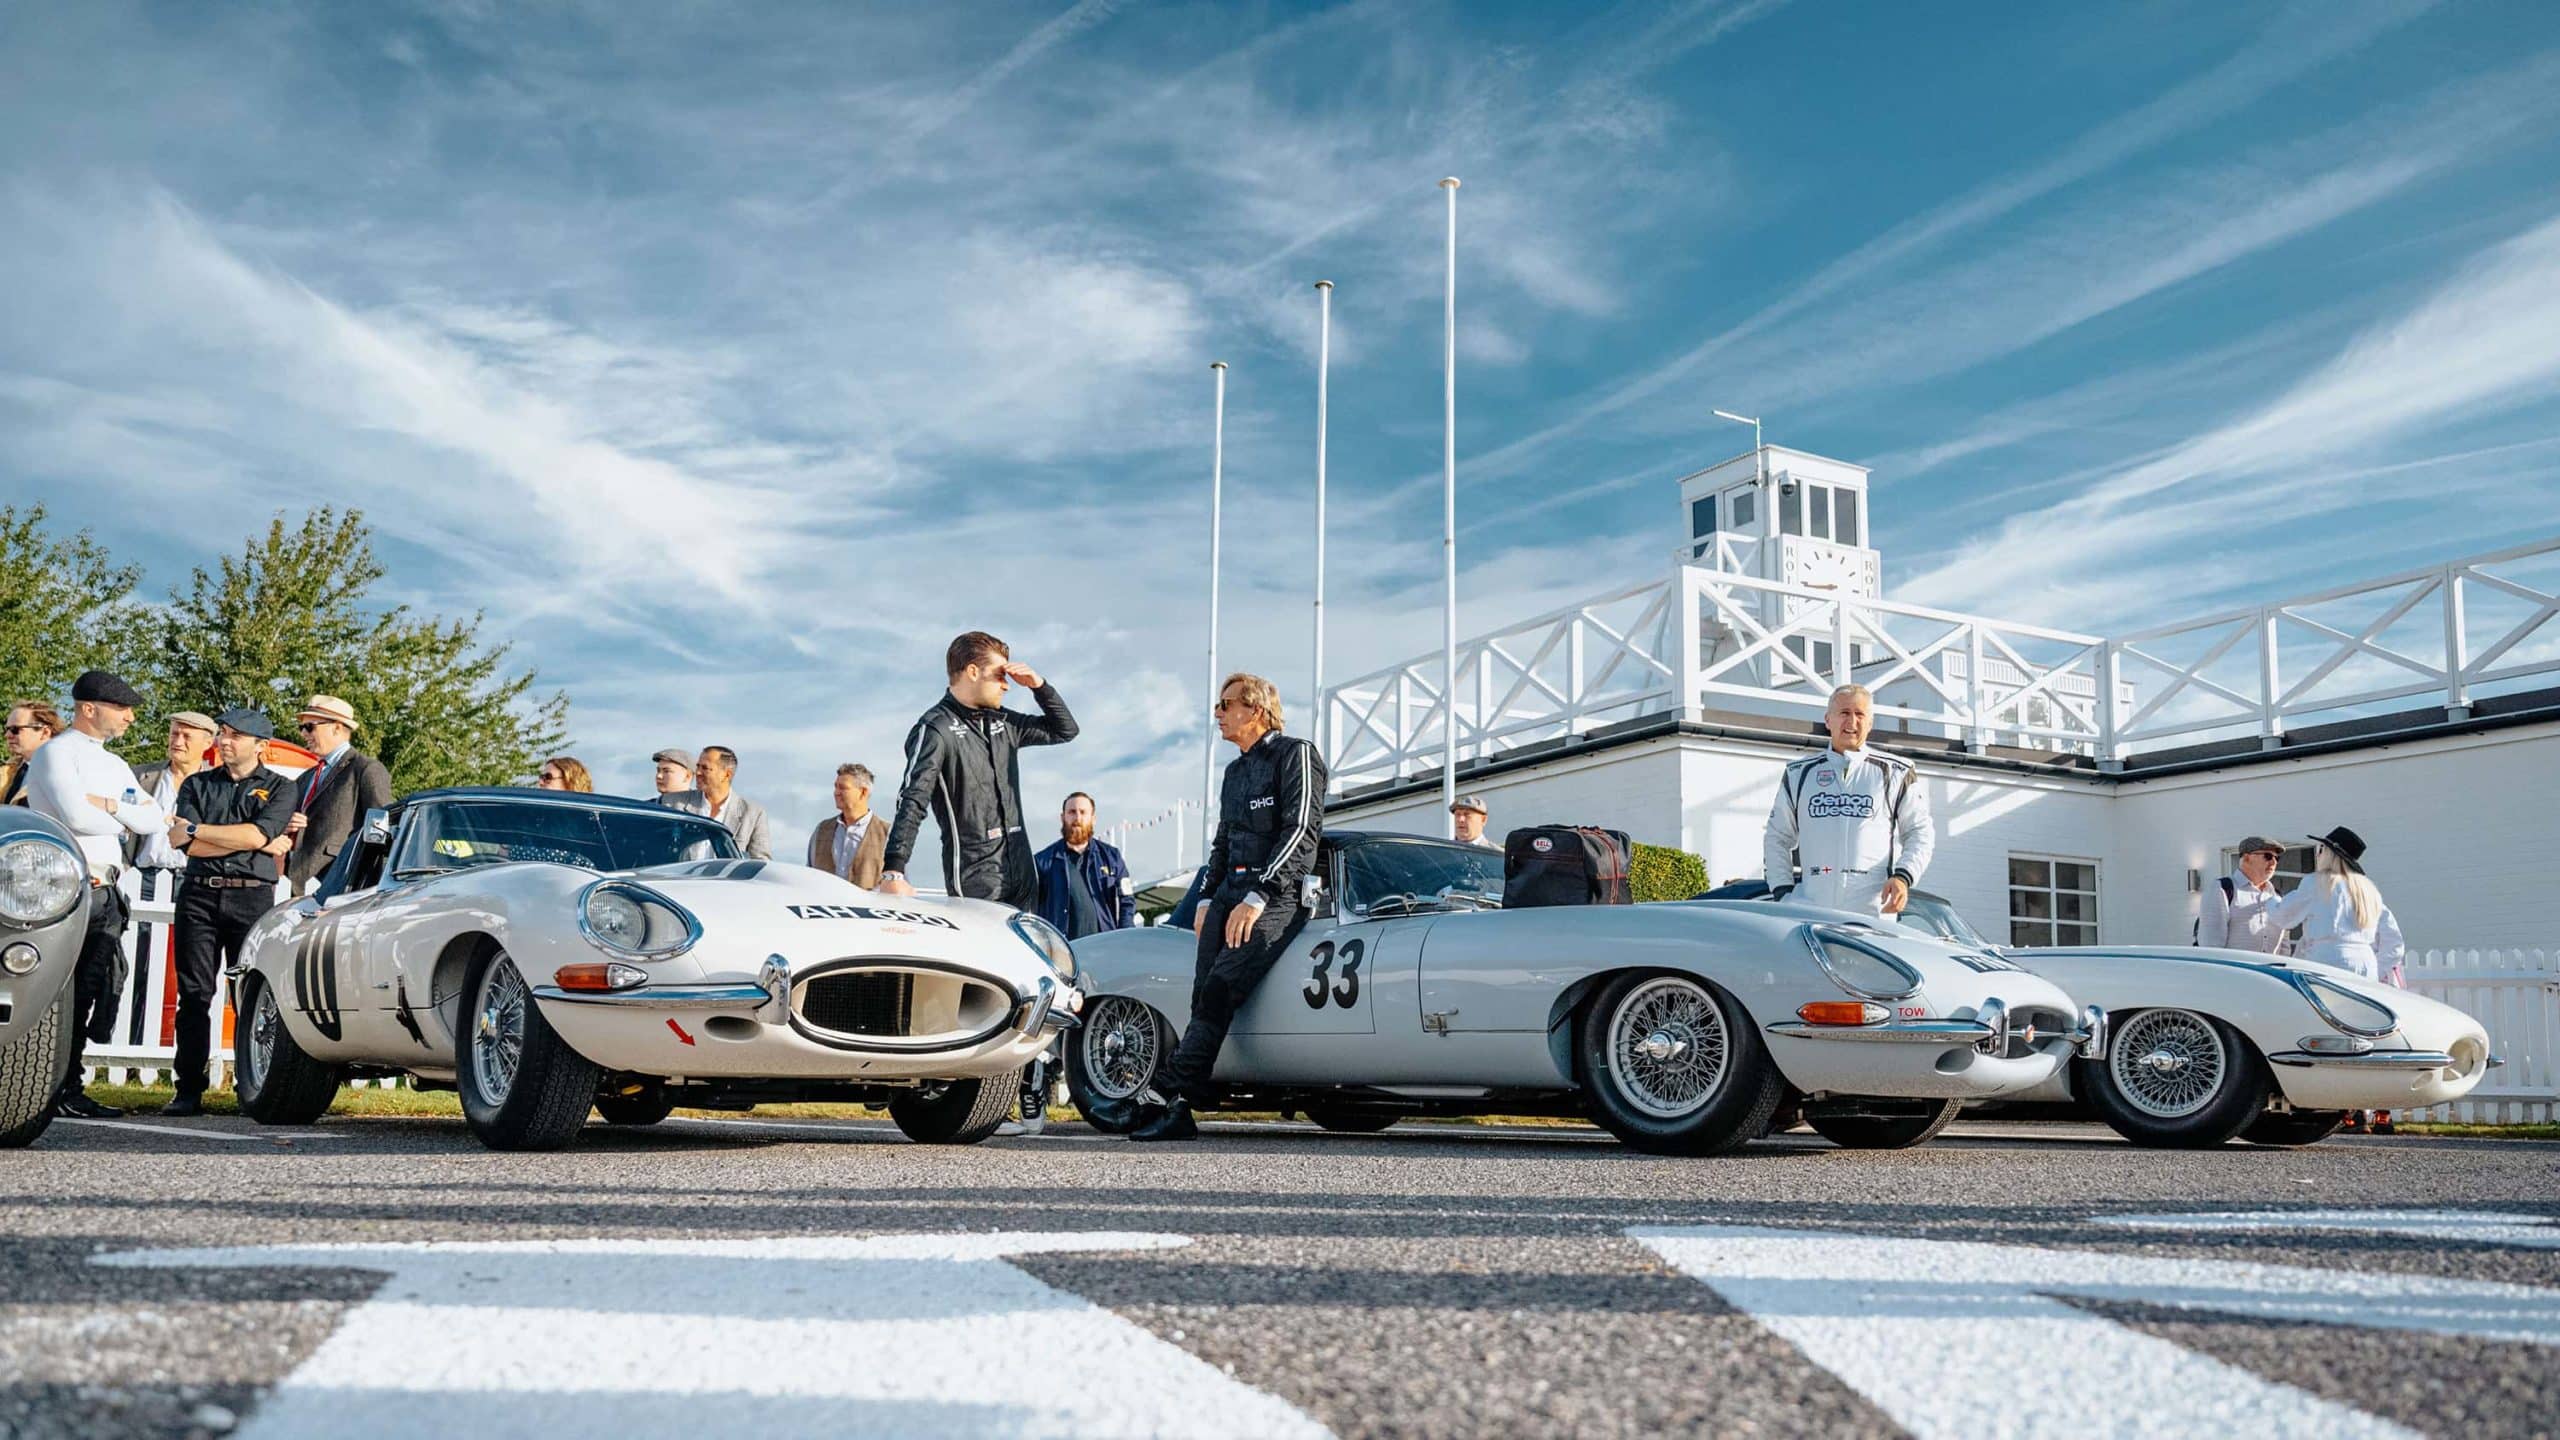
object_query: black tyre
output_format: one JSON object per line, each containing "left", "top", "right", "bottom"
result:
{"left": 0, "top": 979, "right": 73, "bottom": 1148}
{"left": 2241, "top": 1107, "right": 2350, "bottom": 1148}
{"left": 1066, "top": 995, "right": 1172, "bottom": 1134}
{"left": 457, "top": 947, "right": 601, "bottom": 1152}
{"left": 1304, "top": 1103, "right": 1399, "bottom": 1134}
{"left": 596, "top": 1086, "right": 676, "bottom": 1127}
{"left": 234, "top": 971, "right": 342, "bottom": 1126}
{"left": 1805, "top": 1098, "right": 1965, "bottom": 1150}
{"left": 2077, "top": 1008, "right": 2270, "bottom": 1149}
{"left": 888, "top": 1077, "right": 1014, "bottom": 1144}
{"left": 1576, "top": 972, "right": 1784, "bottom": 1157}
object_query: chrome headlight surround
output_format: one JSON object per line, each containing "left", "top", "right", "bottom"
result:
{"left": 1009, "top": 912, "right": 1075, "bottom": 981}
{"left": 2290, "top": 971, "right": 2398, "bottom": 1038}
{"left": 1801, "top": 924, "right": 1922, "bottom": 1001}
{"left": 0, "top": 831, "right": 85, "bottom": 930}
{"left": 577, "top": 879, "right": 702, "bottom": 960}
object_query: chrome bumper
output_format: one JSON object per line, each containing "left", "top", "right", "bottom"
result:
{"left": 2265, "top": 1049, "right": 2462, "bottom": 1071}
{"left": 1767, "top": 1001, "right": 2106, "bottom": 1059}
{"left": 530, "top": 982, "right": 771, "bottom": 1009}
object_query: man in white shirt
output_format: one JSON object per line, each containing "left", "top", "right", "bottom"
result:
{"left": 2195, "top": 835, "right": 2289, "bottom": 953}
{"left": 1762, "top": 683, "right": 1934, "bottom": 916}
{"left": 21, "top": 671, "right": 167, "bottom": 1118}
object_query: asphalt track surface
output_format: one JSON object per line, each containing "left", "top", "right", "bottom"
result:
{"left": 6, "top": 1112, "right": 2558, "bottom": 1440}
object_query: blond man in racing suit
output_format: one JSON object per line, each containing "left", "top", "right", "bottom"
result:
{"left": 1763, "top": 684, "right": 1934, "bottom": 916}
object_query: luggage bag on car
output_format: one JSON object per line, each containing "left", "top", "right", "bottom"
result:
{"left": 1502, "top": 825, "right": 1632, "bottom": 908}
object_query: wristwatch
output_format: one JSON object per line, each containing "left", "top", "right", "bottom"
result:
{"left": 185, "top": 821, "right": 200, "bottom": 844}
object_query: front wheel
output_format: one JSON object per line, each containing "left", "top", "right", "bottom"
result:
{"left": 1066, "top": 995, "right": 1172, "bottom": 1134}
{"left": 1805, "top": 1098, "right": 1965, "bottom": 1150}
{"left": 1577, "top": 972, "right": 1784, "bottom": 1156}
{"left": 0, "top": 980, "right": 73, "bottom": 1148}
{"left": 888, "top": 1078, "right": 1014, "bottom": 1144}
{"left": 457, "top": 948, "right": 601, "bottom": 1152}
{"left": 234, "top": 972, "right": 342, "bottom": 1126}
{"left": 2241, "top": 1107, "right": 2350, "bottom": 1148}
{"left": 2078, "top": 1008, "right": 2269, "bottom": 1148}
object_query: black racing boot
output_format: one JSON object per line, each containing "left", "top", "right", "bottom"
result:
{"left": 55, "top": 1090, "right": 124, "bottom": 1119}
{"left": 1130, "top": 1099, "right": 1199, "bottom": 1142}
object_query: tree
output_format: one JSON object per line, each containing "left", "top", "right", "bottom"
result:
{"left": 129, "top": 509, "right": 567, "bottom": 789}
{"left": 0, "top": 504, "right": 142, "bottom": 709}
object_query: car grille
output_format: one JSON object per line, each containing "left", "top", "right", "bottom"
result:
{"left": 798, "top": 971, "right": 913, "bottom": 1037}
{"left": 2004, "top": 1006, "right": 2077, "bottom": 1060}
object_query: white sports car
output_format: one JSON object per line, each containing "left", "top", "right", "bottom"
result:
{"left": 1067, "top": 831, "right": 2102, "bottom": 1155}
{"left": 1699, "top": 880, "right": 2496, "bottom": 1146}
{"left": 231, "top": 787, "right": 1080, "bottom": 1150}
{"left": 0, "top": 810, "right": 92, "bottom": 1148}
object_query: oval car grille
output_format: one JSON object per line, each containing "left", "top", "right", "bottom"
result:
{"left": 798, "top": 971, "right": 914, "bottom": 1037}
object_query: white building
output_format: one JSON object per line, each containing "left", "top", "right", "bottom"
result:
{"left": 1319, "top": 443, "right": 2560, "bottom": 953}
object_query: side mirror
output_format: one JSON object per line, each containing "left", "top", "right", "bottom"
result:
{"left": 359, "top": 808, "right": 393, "bottom": 847}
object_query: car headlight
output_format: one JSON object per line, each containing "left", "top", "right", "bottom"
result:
{"left": 1803, "top": 925, "right": 1921, "bottom": 1000}
{"left": 2299, "top": 974, "right": 2397, "bottom": 1037}
{"left": 1009, "top": 913, "right": 1075, "bottom": 980}
{"left": 0, "top": 836, "right": 84, "bottom": 929}
{"left": 578, "top": 881, "right": 700, "bottom": 958}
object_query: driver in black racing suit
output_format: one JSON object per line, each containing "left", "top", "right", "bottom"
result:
{"left": 1093, "top": 670, "right": 1324, "bottom": 1142}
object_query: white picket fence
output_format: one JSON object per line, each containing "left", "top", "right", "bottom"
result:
{"left": 2397, "top": 947, "right": 2559, "bottom": 1125}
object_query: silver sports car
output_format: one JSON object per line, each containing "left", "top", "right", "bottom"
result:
{"left": 1066, "top": 830, "right": 2100, "bottom": 1155}
{"left": 0, "top": 810, "right": 92, "bottom": 1147}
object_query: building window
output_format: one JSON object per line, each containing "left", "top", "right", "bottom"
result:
{"left": 1729, "top": 487, "right": 1755, "bottom": 531}
{"left": 1692, "top": 495, "right": 1716, "bottom": 539}
{"left": 2009, "top": 855, "right": 2097, "bottom": 945}
{"left": 1779, "top": 482, "right": 1803, "bottom": 535}
{"left": 1835, "top": 488, "right": 1861, "bottom": 546}
{"left": 1806, "top": 483, "right": 1833, "bottom": 540}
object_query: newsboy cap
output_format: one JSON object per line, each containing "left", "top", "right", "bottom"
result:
{"left": 168, "top": 711, "right": 218, "bottom": 736}
{"left": 651, "top": 747, "right": 693, "bottom": 767}
{"left": 214, "top": 707, "right": 275, "bottom": 740}
{"left": 71, "top": 670, "right": 142, "bottom": 708}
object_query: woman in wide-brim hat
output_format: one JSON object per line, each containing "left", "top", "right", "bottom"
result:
{"left": 2264, "top": 825, "right": 2410, "bottom": 1133}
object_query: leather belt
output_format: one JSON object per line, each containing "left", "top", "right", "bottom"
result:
{"left": 189, "top": 876, "right": 272, "bottom": 890}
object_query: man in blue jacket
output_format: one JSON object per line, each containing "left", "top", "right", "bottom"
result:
{"left": 1034, "top": 792, "right": 1134, "bottom": 939}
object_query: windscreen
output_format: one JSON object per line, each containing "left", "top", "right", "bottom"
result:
{"left": 400, "top": 800, "right": 738, "bottom": 874}
{"left": 1340, "top": 840, "right": 1504, "bottom": 914}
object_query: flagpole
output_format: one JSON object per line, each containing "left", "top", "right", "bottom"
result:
{"left": 1313, "top": 279, "right": 1332, "bottom": 769}
{"left": 1439, "top": 177, "right": 1460, "bottom": 834}
{"left": 1205, "top": 360, "right": 1227, "bottom": 861}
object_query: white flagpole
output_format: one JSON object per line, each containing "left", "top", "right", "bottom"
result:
{"left": 1313, "top": 279, "right": 1332, "bottom": 769}
{"left": 1205, "top": 360, "right": 1227, "bottom": 856}
{"left": 1439, "top": 177, "right": 1460, "bottom": 834}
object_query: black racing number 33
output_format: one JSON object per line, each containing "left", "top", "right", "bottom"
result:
{"left": 1302, "top": 939, "right": 1364, "bottom": 1009}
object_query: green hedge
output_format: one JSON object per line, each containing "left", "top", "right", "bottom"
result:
{"left": 1629, "top": 843, "right": 1709, "bottom": 902}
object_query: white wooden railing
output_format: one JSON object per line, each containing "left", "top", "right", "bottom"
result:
{"left": 1323, "top": 533, "right": 2560, "bottom": 786}
{"left": 2398, "top": 947, "right": 2558, "bottom": 1125}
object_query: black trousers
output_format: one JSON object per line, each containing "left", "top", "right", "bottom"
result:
{"left": 59, "top": 884, "right": 129, "bottom": 1097}
{"left": 1157, "top": 899, "right": 1298, "bottom": 1105}
{"left": 172, "top": 882, "right": 275, "bottom": 1097}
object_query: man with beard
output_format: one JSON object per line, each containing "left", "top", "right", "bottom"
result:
{"left": 1034, "top": 792, "right": 1134, "bottom": 940}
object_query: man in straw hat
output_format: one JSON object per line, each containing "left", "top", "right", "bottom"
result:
{"left": 285, "top": 694, "right": 393, "bottom": 897}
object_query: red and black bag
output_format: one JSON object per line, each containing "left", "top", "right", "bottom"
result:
{"left": 1502, "top": 825, "right": 1632, "bottom": 908}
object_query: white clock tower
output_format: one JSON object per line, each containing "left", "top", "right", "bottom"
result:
{"left": 1677, "top": 441, "right": 1881, "bottom": 680}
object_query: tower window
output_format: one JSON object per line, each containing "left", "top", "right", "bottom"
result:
{"left": 1729, "top": 488, "right": 1755, "bottom": 531}
{"left": 1836, "top": 488, "right": 1861, "bottom": 546}
{"left": 1691, "top": 496, "right": 1716, "bottom": 539}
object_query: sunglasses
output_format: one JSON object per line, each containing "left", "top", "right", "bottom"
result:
{"left": 5, "top": 723, "right": 43, "bottom": 735}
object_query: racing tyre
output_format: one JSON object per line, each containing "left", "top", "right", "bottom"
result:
{"left": 458, "top": 947, "right": 601, "bottom": 1152}
{"left": 2078, "top": 1007, "right": 2270, "bottom": 1149}
{"left": 1067, "top": 995, "right": 1172, "bottom": 1134}
{"left": 1577, "top": 972, "right": 1784, "bottom": 1157}
{"left": 2241, "top": 1107, "right": 2351, "bottom": 1148}
{"left": 1804, "top": 1098, "right": 1965, "bottom": 1150}
{"left": 1304, "top": 1103, "right": 1399, "bottom": 1134}
{"left": 234, "top": 972, "right": 342, "bottom": 1126}
{"left": 888, "top": 1078, "right": 1014, "bottom": 1145}
{"left": 595, "top": 1086, "right": 677, "bottom": 1127}
{"left": 0, "top": 979, "right": 73, "bottom": 1148}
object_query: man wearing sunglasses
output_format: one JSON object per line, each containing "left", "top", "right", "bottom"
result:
{"left": 283, "top": 695, "right": 393, "bottom": 897}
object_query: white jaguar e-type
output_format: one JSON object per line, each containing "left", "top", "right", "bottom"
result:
{"left": 1067, "top": 831, "right": 2102, "bottom": 1155}
{"left": 1698, "top": 880, "right": 2496, "bottom": 1147}
{"left": 230, "top": 788, "right": 1080, "bottom": 1150}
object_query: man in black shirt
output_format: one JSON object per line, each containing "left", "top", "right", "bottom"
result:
{"left": 1104, "top": 671, "right": 1324, "bottom": 1143}
{"left": 161, "top": 709, "right": 297, "bottom": 1115}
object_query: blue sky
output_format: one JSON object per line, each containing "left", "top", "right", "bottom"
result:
{"left": 5, "top": 0, "right": 2559, "bottom": 874}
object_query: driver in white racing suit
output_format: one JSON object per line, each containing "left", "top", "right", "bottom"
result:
{"left": 1763, "top": 683, "right": 1934, "bottom": 915}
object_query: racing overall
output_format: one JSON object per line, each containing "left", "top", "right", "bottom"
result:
{"left": 1157, "top": 731, "right": 1327, "bottom": 1106}
{"left": 1761, "top": 746, "right": 1935, "bottom": 915}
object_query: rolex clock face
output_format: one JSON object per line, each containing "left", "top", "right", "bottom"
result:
{"left": 1790, "top": 545, "right": 1865, "bottom": 592}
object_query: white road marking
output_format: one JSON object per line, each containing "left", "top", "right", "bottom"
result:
{"left": 96, "top": 1232, "right": 1328, "bottom": 1440}
{"left": 2101, "top": 1208, "right": 2560, "bottom": 1249}
{"left": 1633, "top": 1223, "right": 2560, "bottom": 1439}
{"left": 53, "top": 1118, "right": 344, "bottom": 1143}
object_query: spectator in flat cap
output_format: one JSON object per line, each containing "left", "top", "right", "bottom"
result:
{"left": 22, "top": 671, "right": 165, "bottom": 1117}
{"left": 1451, "top": 794, "right": 1497, "bottom": 850}
{"left": 651, "top": 747, "right": 695, "bottom": 799}
{"left": 123, "top": 710, "right": 222, "bottom": 1051}
{"left": 162, "top": 708, "right": 298, "bottom": 1115}
{"left": 284, "top": 694, "right": 392, "bottom": 898}
{"left": 2194, "top": 834, "right": 2290, "bottom": 954}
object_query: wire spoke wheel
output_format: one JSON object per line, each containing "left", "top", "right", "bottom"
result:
{"left": 246, "top": 980, "right": 282, "bottom": 1088}
{"left": 1606, "top": 977, "right": 1730, "bottom": 1119}
{"left": 2110, "top": 1009, "right": 2227, "bottom": 1119}
{"left": 472, "top": 957, "right": 529, "bottom": 1105}
{"left": 1081, "top": 996, "right": 1160, "bottom": 1101}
